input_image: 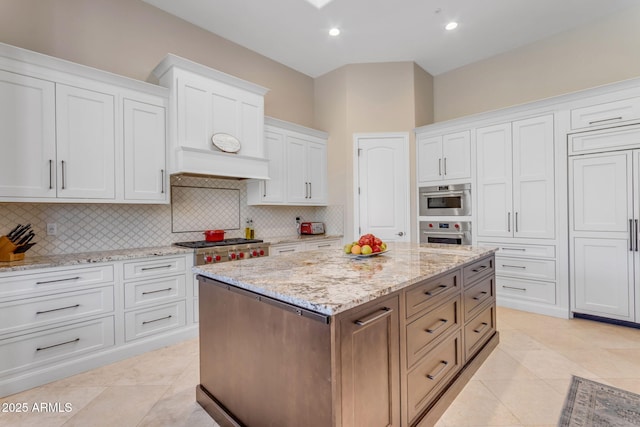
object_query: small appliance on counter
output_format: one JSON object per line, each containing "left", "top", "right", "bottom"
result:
{"left": 0, "top": 224, "right": 37, "bottom": 262}
{"left": 299, "top": 222, "right": 325, "bottom": 235}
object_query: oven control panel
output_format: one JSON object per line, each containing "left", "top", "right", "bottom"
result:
{"left": 196, "top": 244, "right": 269, "bottom": 265}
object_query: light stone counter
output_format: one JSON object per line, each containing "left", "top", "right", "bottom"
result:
{"left": 194, "top": 242, "right": 497, "bottom": 315}
{"left": 0, "top": 246, "right": 194, "bottom": 273}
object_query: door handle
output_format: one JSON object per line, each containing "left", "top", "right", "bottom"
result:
{"left": 631, "top": 219, "right": 634, "bottom": 252}
{"left": 397, "top": 231, "right": 404, "bottom": 236}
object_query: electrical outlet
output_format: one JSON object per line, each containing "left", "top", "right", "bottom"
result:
{"left": 46, "top": 223, "right": 57, "bottom": 236}
{"left": 295, "top": 216, "right": 301, "bottom": 224}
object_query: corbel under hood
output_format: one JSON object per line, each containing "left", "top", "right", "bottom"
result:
{"left": 152, "top": 54, "right": 270, "bottom": 180}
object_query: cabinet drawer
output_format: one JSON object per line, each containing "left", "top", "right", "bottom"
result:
{"left": 497, "top": 277, "right": 556, "bottom": 304}
{"left": 406, "top": 270, "right": 460, "bottom": 318}
{"left": 0, "top": 317, "right": 115, "bottom": 376}
{"left": 124, "top": 276, "right": 185, "bottom": 309}
{"left": 496, "top": 257, "right": 555, "bottom": 281}
{"left": 123, "top": 256, "right": 186, "bottom": 280}
{"left": 0, "top": 286, "right": 114, "bottom": 336}
{"left": 478, "top": 241, "right": 555, "bottom": 259}
{"left": 269, "top": 244, "right": 302, "bottom": 256}
{"left": 407, "top": 330, "right": 462, "bottom": 423}
{"left": 406, "top": 295, "right": 461, "bottom": 368}
{"left": 463, "top": 256, "right": 494, "bottom": 286}
{"left": 464, "top": 304, "right": 496, "bottom": 361}
{"left": 304, "top": 239, "right": 341, "bottom": 251}
{"left": 569, "top": 124, "right": 640, "bottom": 155}
{"left": 124, "top": 301, "right": 186, "bottom": 342}
{"left": 463, "top": 275, "right": 495, "bottom": 320}
{"left": 0, "top": 265, "right": 114, "bottom": 299}
{"left": 571, "top": 97, "right": 640, "bottom": 130}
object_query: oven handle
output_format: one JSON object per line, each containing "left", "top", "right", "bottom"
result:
{"left": 421, "top": 190, "right": 466, "bottom": 198}
{"left": 422, "top": 231, "right": 467, "bottom": 238}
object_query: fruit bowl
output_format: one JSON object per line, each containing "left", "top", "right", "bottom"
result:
{"left": 348, "top": 249, "right": 389, "bottom": 259}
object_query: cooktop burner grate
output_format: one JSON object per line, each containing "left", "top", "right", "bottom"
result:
{"left": 173, "top": 238, "right": 264, "bottom": 249}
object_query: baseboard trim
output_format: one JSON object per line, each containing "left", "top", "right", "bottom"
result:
{"left": 572, "top": 312, "right": 640, "bottom": 330}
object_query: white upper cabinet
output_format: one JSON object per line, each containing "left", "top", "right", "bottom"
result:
{"left": 56, "top": 84, "right": 115, "bottom": 200}
{"left": 247, "top": 117, "right": 328, "bottom": 206}
{"left": 153, "top": 55, "right": 269, "bottom": 180}
{"left": 0, "top": 70, "right": 56, "bottom": 198}
{"left": 0, "top": 42, "right": 169, "bottom": 204}
{"left": 477, "top": 115, "right": 555, "bottom": 239}
{"left": 417, "top": 130, "right": 470, "bottom": 183}
{"left": 571, "top": 96, "right": 640, "bottom": 130}
{"left": 123, "top": 98, "right": 167, "bottom": 201}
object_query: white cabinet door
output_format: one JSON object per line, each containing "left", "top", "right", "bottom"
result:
{"left": 123, "top": 99, "right": 167, "bottom": 201}
{"left": 261, "top": 129, "right": 286, "bottom": 203}
{"left": 571, "top": 152, "right": 631, "bottom": 233}
{"left": 56, "top": 84, "right": 115, "bottom": 199}
{"left": 307, "top": 139, "right": 327, "bottom": 204}
{"left": 572, "top": 237, "right": 634, "bottom": 320}
{"left": 0, "top": 71, "right": 56, "bottom": 198}
{"left": 286, "top": 136, "right": 308, "bottom": 203}
{"left": 442, "top": 131, "right": 471, "bottom": 180}
{"left": 512, "top": 115, "right": 555, "bottom": 238}
{"left": 417, "top": 135, "right": 442, "bottom": 182}
{"left": 177, "top": 77, "right": 209, "bottom": 150}
{"left": 476, "top": 123, "right": 513, "bottom": 238}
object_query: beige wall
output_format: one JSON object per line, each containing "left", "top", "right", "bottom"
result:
{"left": 434, "top": 4, "right": 640, "bottom": 121}
{"left": 413, "top": 63, "right": 434, "bottom": 127}
{"left": 0, "top": 0, "right": 315, "bottom": 126}
{"left": 316, "top": 62, "right": 433, "bottom": 241}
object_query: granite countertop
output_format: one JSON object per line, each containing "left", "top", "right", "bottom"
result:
{"left": 194, "top": 242, "right": 497, "bottom": 316}
{"left": 264, "top": 234, "right": 343, "bottom": 245}
{"left": 0, "top": 246, "right": 194, "bottom": 274}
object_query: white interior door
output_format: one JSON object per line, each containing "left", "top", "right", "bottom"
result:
{"left": 355, "top": 133, "right": 410, "bottom": 242}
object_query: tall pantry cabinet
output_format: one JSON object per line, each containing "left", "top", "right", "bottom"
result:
{"left": 569, "top": 124, "right": 640, "bottom": 323}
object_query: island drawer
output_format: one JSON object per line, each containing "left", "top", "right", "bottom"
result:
{"left": 124, "top": 301, "right": 186, "bottom": 342}
{"left": 406, "top": 270, "right": 460, "bottom": 318}
{"left": 0, "top": 285, "right": 114, "bottom": 336}
{"left": 406, "top": 295, "right": 461, "bottom": 368}
{"left": 123, "top": 256, "right": 186, "bottom": 280}
{"left": 463, "top": 275, "right": 495, "bottom": 321}
{"left": 407, "top": 329, "right": 462, "bottom": 423}
{"left": 0, "top": 265, "right": 114, "bottom": 299}
{"left": 0, "top": 316, "right": 115, "bottom": 377}
{"left": 463, "top": 256, "right": 494, "bottom": 286}
{"left": 124, "top": 276, "right": 186, "bottom": 309}
{"left": 464, "top": 304, "right": 496, "bottom": 361}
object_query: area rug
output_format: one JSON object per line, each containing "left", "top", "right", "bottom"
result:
{"left": 559, "top": 376, "right": 640, "bottom": 426}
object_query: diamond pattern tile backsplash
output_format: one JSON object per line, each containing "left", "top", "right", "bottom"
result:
{"left": 0, "top": 175, "right": 344, "bottom": 256}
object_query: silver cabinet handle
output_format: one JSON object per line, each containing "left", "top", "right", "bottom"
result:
{"left": 443, "top": 157, "right": 447, "bottom": 175}
{"left": 36, "top": 304, "right": 80, "bottom": 315}
{"left": 36, "top": 338, "right": 80, "bottom": 351}
{"left": 589, "top": 116, "right": 623, "bottom": 125}
{"left": 636, "top": 219, "right": 638, "bottom": 252}
{"left": 141, "top": 264, "right": 172, "bottom": 271}
{"left": 317, "top": 244, "right": 331, "bottom": 248}
{"left": 263, "top": 181, "right": 267, "bottom": 198}
{"left": 49, "top": 159, "right": 53, "bottom": 190}
{"left": 309, "top": 182, "right": 312, "bottom": 199}
{"left": 630, "top": 219, "right": 634, "bottom": 252}
{"left": 502, "top": 264, "right": 526, "bottom": 269}
{"left": 354, "top": 307, "right": 392, "bottom": 326}
{"left": 36, "top": 276, "right": 80, "bottom": 285}
{"left": 161, "top": 169, "right": 165, "bottom": 194}
{"left": 426, "top": 360, "right": 449, "bottom": 380}
{"left": 501, "top": 247, "right": 526, "bottom": 252}
{"left": 515, "top": 212, "right": 519, "bottom": 233}
{"left": 471, "top": 265, "right": 489, "bottom": 273}
{"left": 473, "top": 322, "right": 489, "bottom": 334}
{"left": 507, "top": 212, "right": 511, "bottom": 232}
{"left": 425, "top": 318, "right": 448, "bottom": 334}
{"left": 503, "top": 285, "right": 527, "bottom": 291}
{"left": 279, "top": 248, "right": 296, "bottom": 253}
{"left": 61, "top": 160, "right": 66, "bottom": 190}
{"left": 438, "top": 158, "right": 442, "bottom": 176}
{"left": 142, "top": 315, "right": 172, "bottom": 325}
{"left": 142, "top": 287, "right": 172, "bottom": 295}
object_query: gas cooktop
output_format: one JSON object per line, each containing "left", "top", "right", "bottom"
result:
{"left": 173, "top": 238, "right": 264, "bottom": 249}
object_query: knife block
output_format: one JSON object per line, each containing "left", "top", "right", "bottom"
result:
{"left": 0, "top": 236, "right": 25, "bottom": 262}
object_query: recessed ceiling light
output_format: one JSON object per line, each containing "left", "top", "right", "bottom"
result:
{"left": 329, "top": 28, "right": 340, "bottom": 36}
{"left": 445, "top": 22, "right": 458, "bottom": 31}
{"left": 304, "top": 0, "right": 335, "bottom": 9}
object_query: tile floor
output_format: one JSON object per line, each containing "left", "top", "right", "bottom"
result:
{"left": 1, "top": 307, "right": 640, "bottom": 427}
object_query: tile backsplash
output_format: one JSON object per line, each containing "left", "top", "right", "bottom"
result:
{"left": 0, "top": 175, "right": 344, "bottom": 256}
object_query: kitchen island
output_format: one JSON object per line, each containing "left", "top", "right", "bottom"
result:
{"left": 194, "top": 243, "right": 498, "bottom": 427}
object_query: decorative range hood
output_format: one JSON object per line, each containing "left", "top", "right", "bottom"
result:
{"left": 152, "top": 54, "right": 270, "bottom": 180}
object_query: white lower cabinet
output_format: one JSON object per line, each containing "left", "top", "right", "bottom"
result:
{"left": 0, "top": 253, "right": 196, "bottom": 397}
{"left": 269, "top": 238, "right": 342, "bottom": 256}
